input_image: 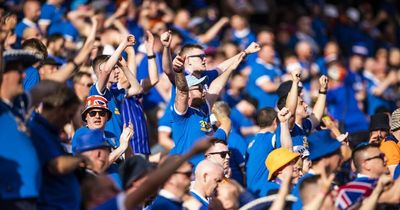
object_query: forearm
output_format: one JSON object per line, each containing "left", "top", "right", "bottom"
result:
{"left": 198, "top": 19, "right": 226, "bottom": 44}
{"left": 302, "top": 193, "right": 326, "bottom": 210}
{"left": 174, "top": 71, "right": 189, "bottom": 113}
{"left": 280, "top": 122, "right": 293, "bottom": 151}
{"left": 113, "top": 19, "right": 130, "bottom": 35}
{"left": 122, "top": 66, "right": 142, "bottom": 97}
{"left": 162, "top": 47, "right": 174, "bottom": 82}
{"left": 145, "top": 50, "right": 159, "bottom": 90}
{"left": 109, "top": 142, "right": 129, "bottom": 163}
{"left": 312, "top": 93, "right": 326, "bottom": 122}
{"left": 270, "top": 179, "right": 291, "bottom": 210}
{"left": 286, "top": 82, "right": 299, "bottom": 118}
{"left": 48, "top": 156, "right": 82, "bottom": 175}
{"left": 216, "top": 52, "right": 243, "bottom": 74}
{"left": 360, "top": 187, "right": 382, "bottom": 210}
{"left": 104, "top": 43, "right": 126, "bottom": 71}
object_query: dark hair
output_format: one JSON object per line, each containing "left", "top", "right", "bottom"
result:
{"left": 22, "top": 38, "right": 48, "bottom": 59}
{"left": 179, "top": 44, "right": 204, "bottom": 56}
{"left": 242, "top": 95, "right": 258, "bottom": 109}
{"left": 352, "top": 143, "right": 380, "bottom": 172}
{"left": 170, "top": 28, "right": 183, "bottom": 41}
{"left": 92, "top": 55, "right": 111, "bottom": 71}
{"left": 46, "top": 33, "right": 64, "bottom": 46}
{"left": 277, "top": 96, "right": 286, "bottom": 110}
{"left": 257, "top": 107, "right": 277, "bottom": 128}
{"left": 38, "top": 80, "right": 80, "bottom": 110}
{"left": 210, "top": 138, "right": 228, "bottom": 146}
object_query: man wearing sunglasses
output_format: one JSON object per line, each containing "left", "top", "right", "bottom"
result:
{"left": 336, "top": 143, "right": 400, "bottom": 209}
{"left": 205, "top": 139, "right": 232, "bottom": 178}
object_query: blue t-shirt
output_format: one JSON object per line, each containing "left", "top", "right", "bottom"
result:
{"left": 170, "top": 102, "right": 212, "bottom": 166}
{"left": 89, "top": 84, "right": 125, "bottom": 141}
{"left": 247, "top": 59, "right": 281, "bottom": 109}
{"left": 158, "top": 109, "right": 172, "bottom": 133}
{"left": 228, "top": 128, "right": 247, "bottom": 185}
{"left": 245, "top": 132, "right": 276, "bottom": 196}
{"left": 121, "top": 96, "right": 150, "bottom": 155}
{"left": 231, "top": 107, "right": 255, "bottom": 138}
{"left": 28, "top": 112, "right": 80, "bottom": 210}
{"left": 0, "top": 101, "right": 40, "bottom": 200}
{"left": 150, "top": 193, "right": 183, "bottom": 210}
{"left": 23, "top": 66, "right": 40, "bottom": 91}
{"left": 259, "top": 180, "right": 281, "bottom": 197}
{"left": 39, "top": 3, "right": 63, "bottom": 32}
{"left": 231, "top": 29, "right": 257, "bottom": 50}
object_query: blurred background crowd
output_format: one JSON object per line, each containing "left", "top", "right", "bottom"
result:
{"left": 1, "top": 0, "right": 400, "bottom": 209}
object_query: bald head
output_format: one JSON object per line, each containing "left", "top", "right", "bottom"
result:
{"left": 296, "top": 41, "right": 312, "bottom": 59}
{"left": 217, "top": 181, "right": 240, "bottom": 210}
{"left": 194, "top": 160, "right": 224, "bottom": 197}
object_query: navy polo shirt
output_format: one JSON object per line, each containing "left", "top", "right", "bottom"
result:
{"left": 228, "top": 128, "right": 247, "bottom": 185}
{"left": 150, "top": 190, "right": 183, "bottom": 210}
{"left": 90, "top": 84, "right": 125, "bottom": 143}
{"left": 28, "top": 112, "right": 80, "bottom": 210}
{"left": 247, "top": 58, "right": 281, "bottom": 109}
{"left": 245, "top": 132, "right": 275, "bottom": 196}
{"left": 0, "top": 101, "right": 40, "bottom": 200}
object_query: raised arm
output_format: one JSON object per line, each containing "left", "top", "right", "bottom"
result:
{"left": 212, "top": 102, "right": 232, "bottom": 138}
{"left": 310, "top": 75, "right": 328, "bottom": 128}
{"left": 215, "top": 42, "right": 260, "bottom": 74}
{"left": 206, "top": 51, "right": 249, "bottom": 108}
{"left": 286, "top": 68, "right": 301, "bottom": 128}
{"left": 44, "top": 16, "right": 98, "bottom": 82}
{"left": 277, "top": 107, "right": 293, "bottom": 151}
{"left": 109, "top": 124, "right": 133, "bottom": 163}
{"left": 48, "top": 155, "right": 91, "bottom": 175}
{"left": 197, "top": 17, "right": 229, "bottom": 44}
{"left": 120, "top": 35, "right": 143, "bottom": 97}
{"left": 141, "top": 31, "right": 159, "bottom": 92}
{"left": 160, "top": 30, "right": 175, "bottom": 82}
{"left": 173, "top": 55, "right": 189, "bottom": 114}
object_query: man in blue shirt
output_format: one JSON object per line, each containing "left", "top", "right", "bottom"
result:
{"left": 15, "top": 0, "right": 41, "bottom": 43}
{"left": 247, "top": 44, "right": 282, "bottom": 109}
{"left": 246, "top": 107, "right": 293, "bottom": 196}
{"left": 21, "top": 38, "right": 47, "bottom": 91}
{"left": 150, "top": 161, "right": 192, "bottom": 209}
{"left": 28, "top": 81, "right": 89, "bottom": 210}
{"left": 0, "top": 50, "right": 42, "bottom": 210}
{"left": 89, "top": 34, "right": 141, "bottom": 139}
{"left": 191, "top": 160, "right": 224, "bottom": 209}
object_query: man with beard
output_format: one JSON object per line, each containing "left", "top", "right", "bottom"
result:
{"left": 150, "top": 161, "right": 193, "bottom": 209}
{"left": 169, "top": 42, "right": 254, "bottom": 165}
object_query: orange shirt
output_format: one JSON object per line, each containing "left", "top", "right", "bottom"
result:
{"left": 380, "top": 140, "right": 400, "bottom": 166}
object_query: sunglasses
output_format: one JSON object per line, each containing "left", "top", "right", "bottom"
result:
{"left": 206, "top": 151, "right": 231, "bottom": 159}
{"left": 175, "top": 171, "right": 192, "bottom": 178}
{"left": 187, "top": 54, "right": 207, "bottom": 60}
{"left": 364, "top": 153, "right": 385, "bottom": 162}
{"left": 88, "top": 110, "right": 107, "bottom": 117}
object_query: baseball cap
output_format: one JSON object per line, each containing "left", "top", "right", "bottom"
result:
{"left": 276, "top": 80, "right": 303, "bottom": 98}
{"left": 72, "top": 128, "right": 111, "bottom": 155}
{"left": 308, "top": 130, "right": 341, "bottom": 161}
{"left": 3, "top": 49, "right": 43, "bottom": 72}
{"left": 81, "top": 95, "right": 112, "bottom": 122}
{"left": 265, "top": 148, "right": 300, "bottom": 180}
{"left": 391, "top": 108, "right": 400, "bottom": 131}
{"left": 369, "top": 113, "right": 390, "bottom": 131}
{"left": 186, "top": 74, "right": 208, "bottom": 88}
{"left": 120, "top": 156, "right": 156, "bottom": 190}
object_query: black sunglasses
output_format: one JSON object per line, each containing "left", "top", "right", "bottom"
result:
{"left": 364, "top": 153, "right": 385, "bottom": 162}
{"left": 88, "top": 110, "right": 107, "bottom": 117}
{"left": 175, "top": 171, "right": 192, "bottom": 178}
{"left": 206, "top": 151, "right": 231, "bottom": 159}
{"left": 187, "top": 54, "right": 207, "bottom": 60}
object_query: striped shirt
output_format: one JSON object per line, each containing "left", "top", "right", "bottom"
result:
{"left": 121, "top": 95, "right": 150, "bottom": 155}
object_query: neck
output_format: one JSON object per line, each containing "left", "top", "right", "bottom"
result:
{"left": 163, "top": 185, "right": 185, "bottom": 200}
{"left": 192, "top": 181, "right": 206, "bottom": 198}
{"left": 295, "top": 115, "right": 303, "bottom": 126}
{"left": 259, "top": 125, "right": 275, "bottom": 133}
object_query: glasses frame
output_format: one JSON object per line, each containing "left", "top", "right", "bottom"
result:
{"left": 206, "top": 151, "right": 231, "bottom": 159}
{"left": 88, "top": 110, "right": 107, "bottom": 117}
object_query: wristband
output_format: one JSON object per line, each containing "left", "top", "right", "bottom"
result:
{"left": 147, "top": 55, "right": 156, "bottom": 59}
{"left": 319, "top": 90, "right": 327, "bottom": 95}
{"left": 70, "top": 60, "right": 79, "bottom": 71}
{"left": 241, "top": 51, "right": 248, "bottom": 58}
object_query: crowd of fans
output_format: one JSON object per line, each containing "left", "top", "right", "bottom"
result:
{"left": 1, "top": 0, "right": 400, "bottom": 209}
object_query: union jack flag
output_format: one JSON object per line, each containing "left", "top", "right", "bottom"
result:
{"left": 335, "top": 177, "right": 377, "bottom": 210}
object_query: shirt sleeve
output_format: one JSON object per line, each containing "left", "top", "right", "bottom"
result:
{"left": 213, "top": 128, "right": 227, "bottom": 141}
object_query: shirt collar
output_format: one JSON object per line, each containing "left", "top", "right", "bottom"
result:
{"left": 22, "top": 18, "right": 37, "bottom": 28}
{"left": 256, "top": 58, "right": 274, "bottom": 69}
{"left": 233, "top": 28, "right": 251, "bottom": 38}
{"left": 190, "top": 189, "right": 209, "bottom": 204}
{"left": 356, "top": 173, "right": 371, "bottom": 178}
{"left": 159, "top": 189, "right": 182, "bottom": 202}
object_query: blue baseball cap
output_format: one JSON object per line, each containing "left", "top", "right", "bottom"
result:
{"left": 308, "top": 130, "right": 341, "bottom": 161}
{"left": 72, "top": 128, "right": 111, "bottom": 155}
{"left": 185, "top": 74, "right": 208, "bottom": 88}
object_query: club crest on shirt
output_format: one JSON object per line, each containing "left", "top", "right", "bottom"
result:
{"left": 114, "top": 108, "right": 120, "bottom": 115}
{"left": 199, "top": 120, "right": 212, "bottom": 132}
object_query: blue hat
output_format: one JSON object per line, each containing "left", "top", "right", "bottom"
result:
{"left": 185, "top": 74, "right": 208, "bottom": 88}
{"left": 72, "top": 128, "right": 111, "bottom": 155}
{"left": 308, "top": 130, "right": 341, "bottom": 161}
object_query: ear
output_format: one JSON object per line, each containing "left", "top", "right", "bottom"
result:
{"left": 203, "top": 172, "right": 208, "bottom": 183}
